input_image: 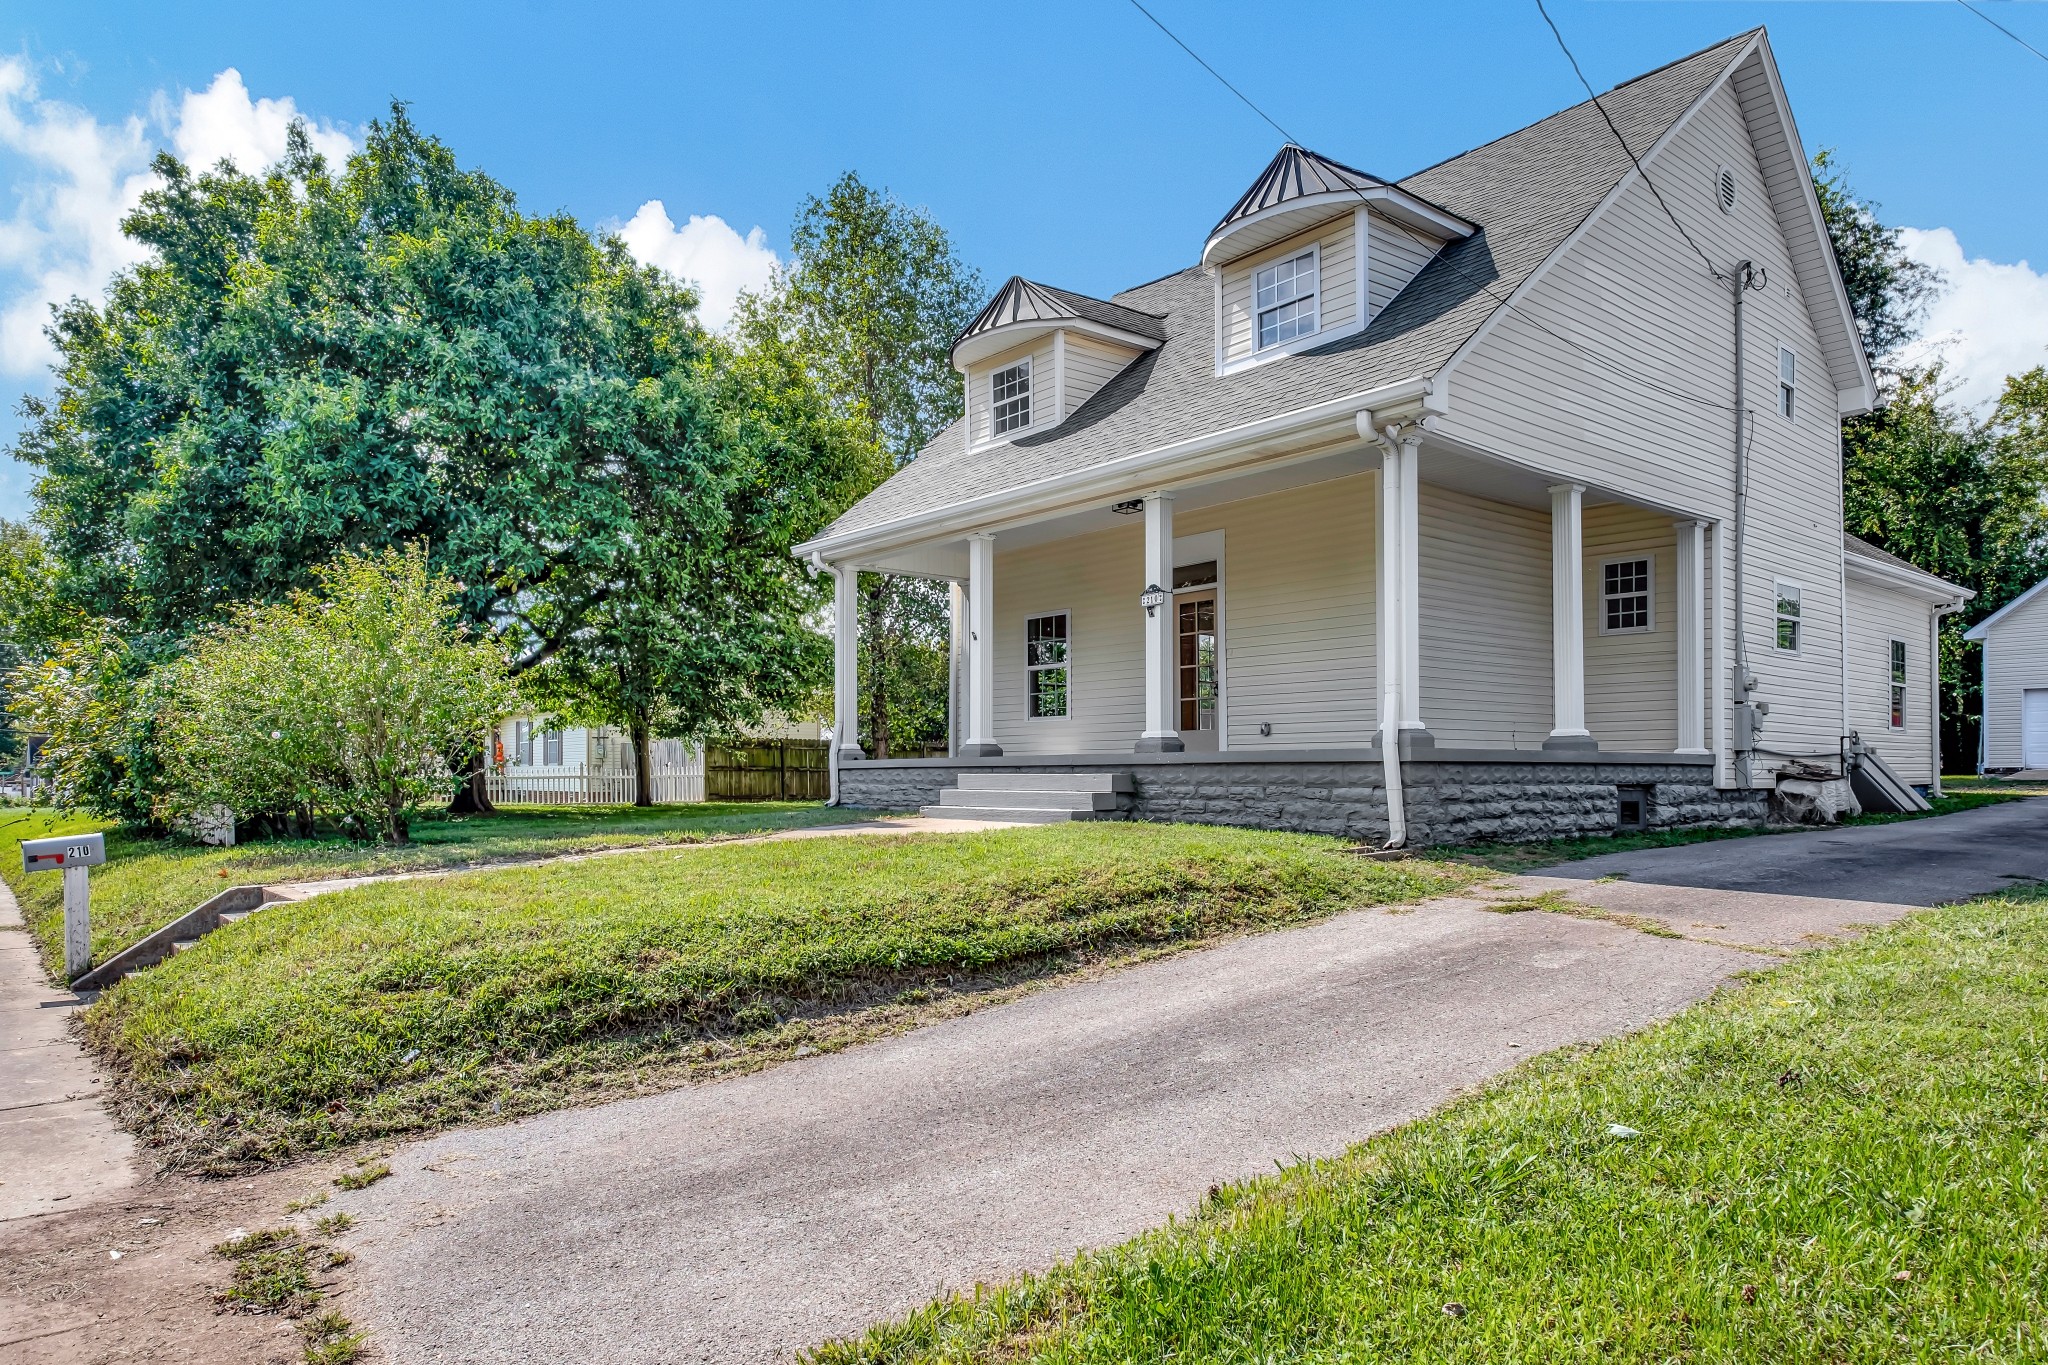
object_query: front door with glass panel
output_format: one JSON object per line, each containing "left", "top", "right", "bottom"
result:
{"left": 1174, "top": 588, "right": 1220, "bottom": 753}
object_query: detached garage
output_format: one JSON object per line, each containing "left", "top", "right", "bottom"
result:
{"left": 1964, "top": 574, "right": 2048, "bottom": 775}
{"left": 1843, "top": 535, "right": 1972, "bottom": 792}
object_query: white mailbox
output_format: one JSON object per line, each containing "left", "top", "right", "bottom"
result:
{"left": 21, "top": 832, "right": 105, "bottom": 981}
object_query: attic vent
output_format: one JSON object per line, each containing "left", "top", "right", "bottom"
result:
{"left": 1715, "top": 165, "right": 1738, "bottom": 215}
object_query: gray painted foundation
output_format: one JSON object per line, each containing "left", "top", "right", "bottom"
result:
{"left": 837, "top": 748, "right": 1765, "bottom": 846}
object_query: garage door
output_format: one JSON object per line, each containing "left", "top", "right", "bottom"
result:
{"left": 2026, "top": 689, "right": 2048, "bottom": 769}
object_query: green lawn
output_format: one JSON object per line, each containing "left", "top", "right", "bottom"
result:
{"left": 0, "top": 802, "right": 882, "bottom": 975}
{"left": 814, "top": 886, "right": 2048, "bottom": 1364}
{"left": 82, "top": 822, "right": 1474, "bottom": 1171}
{"left": 1451, "top": 788, "right": 2029, "bottom": 873}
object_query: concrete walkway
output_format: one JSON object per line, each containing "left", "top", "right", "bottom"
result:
{"left": 318, "top": 797, "right": 2048, "bottom": 1362}
{"left": 0, "top": 880, "right": 135, "bottom": 1224}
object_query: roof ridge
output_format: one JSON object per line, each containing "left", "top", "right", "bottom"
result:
{"left": 1396, "top": 28, "right": 1757, "bottom": 187}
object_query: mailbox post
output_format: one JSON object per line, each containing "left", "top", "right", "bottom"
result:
{"left": 22, "top": 833, "right": 106, "bottom": 982}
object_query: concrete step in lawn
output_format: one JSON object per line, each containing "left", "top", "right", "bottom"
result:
{"left": 921, "top": 771, "right": 1134, "bottom": 824}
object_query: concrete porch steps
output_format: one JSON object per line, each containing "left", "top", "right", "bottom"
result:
{"left": 921, "top": 771, "right": 1135, "bottom": 823}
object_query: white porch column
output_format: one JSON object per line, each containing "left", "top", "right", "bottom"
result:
{"left": 1545, "top": 482, "right": 1595, "bottom": 749}
{"left": 962, "top": 533, "right": 1003, "bottom": 757}
{"left": 1137, "top": 491, "right": 1183, "bottom": 752}
{"left": 1675, "top": 519, "right": 1708, "bottom": 752}
{"left": 948, "top": 580, "right": 966, "bottom": 758}
{"left": 833, "top": 564, "right": 864, "bottom": 761}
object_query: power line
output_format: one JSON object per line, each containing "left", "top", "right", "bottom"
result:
{"left": 1533, "top": 0, "right": 1725, "bottom": 283}
{"left": 1957, "top": 0, "right": 2048, "bottom": 65}
{"left": 1120, "top": 0, "right": 1738, "bottom": 414}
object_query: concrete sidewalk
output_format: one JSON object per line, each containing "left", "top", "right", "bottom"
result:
{"left": 0, "top": 881, "right": 135, "bottom": 1224}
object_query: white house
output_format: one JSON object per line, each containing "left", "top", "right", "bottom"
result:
{"left": 1843, "top": 535, "right": 1971, "bottom": 793}
{"left": 1963, "top": 576, "right": 2048, "bottom": 773}
{"left": 488, "top": 714, "right": 824, "bottom": 804}
{"left": 798, "top": 30, "right": 1966, "bottom": 842}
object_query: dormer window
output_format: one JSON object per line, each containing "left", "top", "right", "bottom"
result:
{"left": 1255, "top": 249, "right": 1318, "bottom": 350}
{"left": 992, "top": 359, "right": 1032, "bottom": 435}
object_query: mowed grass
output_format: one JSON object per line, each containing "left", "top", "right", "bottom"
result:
{"left": 85, "top": 822, "right": 1473, "bottom": 1171}
{"left": 0, "top": 801, "right": 882, "bottom": 974}
{"left": 814, "top": 886, "right": 2048, "bottom": 1364}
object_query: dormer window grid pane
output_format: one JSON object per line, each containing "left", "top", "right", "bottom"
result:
{"left": 992, "top": 360, "right": 1032, "bottom": 436}
{"left": 1255, "top": 250, "right": 1319, "bottom": 350}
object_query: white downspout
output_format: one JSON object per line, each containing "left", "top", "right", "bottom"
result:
{"left": 1365, "top": 412, "right": 1411, "bottom": 848}
{"left": 1932, "top": 600, "right": 1961, "bottom": 798}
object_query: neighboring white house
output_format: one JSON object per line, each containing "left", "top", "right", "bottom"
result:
{"left": 798, "top": 30, "right": 1969, "bottom": 842}
{"left": 489, "top": 714, "right": 825, "bottom": 805}
{"left": 1843, "top": 535, "right": 1971, "bottom": 791}
{"left": 1963, "top": 576, "right": 2048, "bottom": 773}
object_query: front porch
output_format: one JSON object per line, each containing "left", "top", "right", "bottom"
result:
{"left": 820, "top": 409, "right": 1746, "bottom": 844}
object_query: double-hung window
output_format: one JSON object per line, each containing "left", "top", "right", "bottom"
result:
{"left": 1778, "top": 346, "right": 1797, "bottom": 420}
{"left": 543, "top": 729, "right": 564, "bottom": 766}
{"left": 1774, "top": 581, "right": 1802, "bottom": 652}
{"left": 514, "top": 721, "right": 533, "bottom": 767}
{"left": 991, "top": 359, "right": 1031, "bottom": 436}
{"left": 1601, "top": 557, "right": 1653, "bottom": 633}
{"left": 1254, "top": 249, "right": 1318, "bottom": 350}
{"left": 1026, "top": 612, "right": 1070, "bottom": 719}
{"left": 1889, "top": 639, "right": 1908, "bottom": 729}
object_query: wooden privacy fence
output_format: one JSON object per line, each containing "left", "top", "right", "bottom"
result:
{"left": 706, "top": 740, "right": 830, "bottom": 801}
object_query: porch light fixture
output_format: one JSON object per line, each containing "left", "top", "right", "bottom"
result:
{"left": 1111, "top": 499, "right": 1144, "bottom": 516}
{"left": 1140, "top": 583, "right": 1167, "bottom": 617}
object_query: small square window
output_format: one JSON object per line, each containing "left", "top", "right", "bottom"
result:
{"left": 1778, "top": 346, "right": 1796, "bottom": 420}
{"left": 1774, "top": 581, "right": 1802, "bottom": 653}
{"left": 1601, "top": 557, "right": 1653, "bottom": 633}
{"left": 1617, "top": 785, "right": 1651, "bottom": 831}
{"left": 1026, "top": 612, "right": 1070, "bottom": 718}
{"left": 1254, "top": 249, "right": 1318, "bottom": 350}
{"left": 1889, "top": 639, "right": 1908, "bottom": 729}
{"left": 992, "top": 359, "right": 1031, "bottom": 436}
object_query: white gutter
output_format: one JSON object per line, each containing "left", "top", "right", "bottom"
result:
{"left": 1843, "top": 550, "right": 1973, "bottom": 603}
{"left": 795, "top": 376, "right": 1437, "bottom": 562}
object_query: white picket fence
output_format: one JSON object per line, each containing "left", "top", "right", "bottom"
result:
{"left": 487, "top": 758, "right": 705, "bottom": 807}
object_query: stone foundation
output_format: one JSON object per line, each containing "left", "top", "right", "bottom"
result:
{"left": 836, "top": 749, "right": 1766, "bottom": 846}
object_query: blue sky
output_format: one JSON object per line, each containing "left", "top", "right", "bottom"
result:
{"left": 3, "top": 0, "right": 2045, "bottom": 519}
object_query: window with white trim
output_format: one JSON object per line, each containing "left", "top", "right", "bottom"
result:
{"left": 1254, "top": 248, "right": 1318, "bottom": 350}
{"left": 1026, "top": 612, "right": 1070, "bottom": 718}
{"left": 991, "top": 359, "right": 1031, "bottom": 436}
{"left": 543, "top": 728, "right": 564, "bottom": 765}
{"left": 1889, "top": 638, "right": 1908, "bottom": 729}
{"left": 1778, "top": 346, "right": 1797, "bottom": 420}
{"left": 1774, "top": 580, "right": 1802, "bottom": 652}
{"left": 514, "top": 720, "right": 532, "bottom": 767}
{"left": 1600, "top": 557, "right": 1654, "bottom": 634}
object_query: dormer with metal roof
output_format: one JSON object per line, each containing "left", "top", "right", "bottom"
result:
{"left": 1202, "top": 145, "right": 1475, "bottom": 268}
{"left": 954, "top": 277, "right": 1167, "bottom": 450}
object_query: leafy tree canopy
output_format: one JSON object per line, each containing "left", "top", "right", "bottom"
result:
{"left": 1812, "top": 149, "right": 1943, "bottom": 368}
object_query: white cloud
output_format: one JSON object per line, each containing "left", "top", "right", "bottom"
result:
{"left": 0, "top": 62, "right": 353, "bottom": 379}
{"left": 1898, "top": 226, "right": 2048, "bottom": 411}
{"left": 615, "top": 200, "right": 778, "bottom": 332}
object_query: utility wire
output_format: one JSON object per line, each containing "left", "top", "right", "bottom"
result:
{"left": 1533, "top": 0, "right": 1725, "bottom": 282}
{"left": 1957, "top": 0, "right": 2048, "bottom": 65}
{"left": 1120, "top": 0, "right": 1738, "bottom": 413}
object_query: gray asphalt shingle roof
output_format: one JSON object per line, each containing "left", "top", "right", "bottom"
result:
{"left": 955, "top": 277, "right": 1168, "bottom": 359}
{"left": 819, "top": 30, "right": 1759, "bottom": 546}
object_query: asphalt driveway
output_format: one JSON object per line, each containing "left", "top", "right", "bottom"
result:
{"left": 339, "top": 797, "right": 2045, "bottom": 1364}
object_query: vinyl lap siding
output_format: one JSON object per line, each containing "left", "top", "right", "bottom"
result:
{"left": 1366, "top": 212, "right": 1441, "bottom": 316}
{"left": 1584, "top": 505, "right": 1680, "bottom": 749}
{"left": 1438, "top": 79, "right": 1846, "bottom": 776}
{"left": 1219, "top": 214, "right": 1358, "bottom": 366}
{"left": 991, "top": 524, "right": 1144, "bottom": 753}
{"left": 1980, "top": 590, "right": 2048, "bottom": 769}
{"left": 1062, "top": 334, "right": 1143, "bottom": 417}
{"left": 1418, "top": 485, "right": 1553, "bottom": 748}
{"left": 1845, "top": 576, "right": 1932, "bottom": 783}
{"left": 1178, "top": 474, "right": 1378, "bottom": 749}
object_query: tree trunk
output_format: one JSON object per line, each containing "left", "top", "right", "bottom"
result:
{"left": 632, "top": 720, "right": 654, "bottom": 808}
{"left": 447, "top": 742, "right": 497, "bottom": 814}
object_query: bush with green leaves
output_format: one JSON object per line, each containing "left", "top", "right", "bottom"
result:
{"left": 6, "top": 627, "right": 168, "bottom": 823}
{"left": 160, "top": 548, "right": 515, "bottom": 843}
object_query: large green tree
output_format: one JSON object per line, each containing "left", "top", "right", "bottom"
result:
{"left": 735, "top": 172, "right": 983, "bottom": 757}
{"left": 14, "top": 108, "right": 860, "bottom": 805}
{"left": 1817, "top": 152, "right": 2048, "bottom": 764}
